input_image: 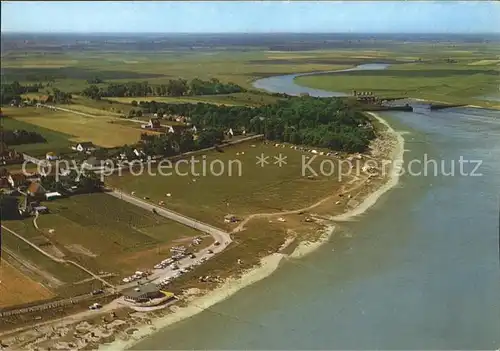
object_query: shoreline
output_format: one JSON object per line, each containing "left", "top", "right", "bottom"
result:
{"left": 2, "top": 112, "right": 404, "bottom": 351}
{"left": 333, "top": 112, "right": 405, "bottom": 221}
{"left": 99, "top": 111, "right": 405, "bottom": 350}
{"left": 100, "top": 253, "right": 287, "bottom": 351}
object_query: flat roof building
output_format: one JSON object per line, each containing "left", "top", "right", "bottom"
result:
{"left": 122, "top": 283, "right": 164, "bottom": 303}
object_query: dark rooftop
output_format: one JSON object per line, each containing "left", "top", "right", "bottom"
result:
{"left": 122, "top": 283, "right": 159, "bottom": 299}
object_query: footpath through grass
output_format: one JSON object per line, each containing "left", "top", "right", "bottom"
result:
{"left": 7, "top": 193, "right": 204, "bottom": 277}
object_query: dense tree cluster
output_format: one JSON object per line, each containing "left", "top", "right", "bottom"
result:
{"left": 139, "top": 96, "right": 375, "bottom": 153}
{"left": 187, "top": 78, "right": 244, "bottom": 96}
{"left": 81, "top": 78, "right": 244, "bottom": 100}
{"left": 41, "top": 170, "right": 103, "bottom": 194}
{"left": 50, "top": 88, "right": 72, "bottom": 104}
{"left": 122, "top": 127, "right": 224, "bottom": 158}
{"left": 86, "top": 77, "right": 105, "bottom": 84}
{"left": 0, "top": 129, "right": 47, "bottom": 146}
{"left": 1, "top": 81, "right": 41, "bottom": 104}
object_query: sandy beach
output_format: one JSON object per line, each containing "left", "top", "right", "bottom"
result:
{"left": 333, "top": 112, "right": 405, "bottom": 221}
{"left": 99, "top": 253, "right": 286, "bottom": 350}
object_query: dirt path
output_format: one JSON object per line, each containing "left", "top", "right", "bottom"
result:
{"left": 1, "top": 225, "right": 114, "bottom": 289}
{"left": 2, "top": 247, "right": 63, "bottom": 288}
{"left": 232, "top": 174, "right": 368, "bottom": 233}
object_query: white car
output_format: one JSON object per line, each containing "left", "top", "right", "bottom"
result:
{"left": 89, "top": 303, "right": 102, "bottom": 310}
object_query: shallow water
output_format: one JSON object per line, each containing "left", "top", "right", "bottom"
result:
{"left": 134, "top": 68, "right": 500, "bottom": 350}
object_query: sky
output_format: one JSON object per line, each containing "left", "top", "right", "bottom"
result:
{"left": 1, "top": 1, "right": 499, "bottom": 34}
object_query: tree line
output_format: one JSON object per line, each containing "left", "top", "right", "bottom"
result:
{"left": 120, "top": 127, "right": 224, "bottom": 159}
{"left": 138, "top": 96, "right": 375, "bottom": 153}
{"left": 1, "top": 129, "right": 47, "bottom": 145}
{"left": 1, "top": 81, "right": 41, "bottom": 105}
{"left": 81, "top": 78, "right": 244, "bottom": 100}
{"left": 41, "top": 170, "right": 103, "bottom": 195}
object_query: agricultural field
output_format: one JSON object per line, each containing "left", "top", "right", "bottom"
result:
{"left": 64, "top": 95, "right": 136, "bottom": 115}
{"left": 2, "top": 106, "right": 149, "bottom": 148}
{"left": 1, "top": 226, "right": 89, "bottom": 286}
{"left": 0, "top": 262, "right": 55, "bottom": 309}
{"left": 4, "top": 193, "right": 205, "bottom": 278}
{"left": 1, "top": 112, "right": 72, "bottom": 156}
{"left": 106, "top": 141, "right": 353, "bottom": 229}
{"left": 1, "top": 50, "right": 357, "bottom": 92}
{"left": 4, "top": 38, "right": 498, "bottom": 108}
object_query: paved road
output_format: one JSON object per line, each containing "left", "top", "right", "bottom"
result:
{"left": 107, "top": 190, "right": 231, "bottom": 245}
{"left": 107, "top": 190, "right": 232, "bottom": 289}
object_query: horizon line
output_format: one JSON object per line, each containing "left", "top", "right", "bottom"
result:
{"left": 3, "top": 31, "right": 500, "bottom": 35}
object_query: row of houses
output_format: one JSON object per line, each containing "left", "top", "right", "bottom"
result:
{"left": 151, "top": 113, "right": 191, "bottom": 124}
{"left": 44, "top": 142, "right": 97, "bottom": 161}
{"left": 140, "top": 118, "right": 199, "bottom": 135}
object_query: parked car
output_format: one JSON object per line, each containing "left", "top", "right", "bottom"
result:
{"left": 91, "top": 289, "right": 104, "bottom": 295}
{"left": 89, "top": 303, "right": 102, "bottom": 310}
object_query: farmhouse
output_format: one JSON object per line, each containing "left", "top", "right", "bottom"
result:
{"left": 7, "top": 173, "right": 27, "bottom": 187}
{"left": 0, "top": 177, "right": 10, "bottom": 188}
{"left": 72, "top": 142, "right": 96, "bottom": 153}
{"left": 166, "top": 125, "right": 188, "bottom": 134}
{"left": 122, "top": 283, "right": 164, "bottom": 303}
{"left": 133, "top": 148, "right": 146, "bottom": 158}
{"left": 46, "top": 152, "right": 58, "bottom": 161}
{"left": 141, "top": 119, "right": 161, "bottom": 130}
